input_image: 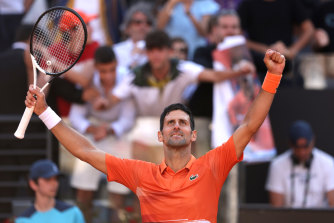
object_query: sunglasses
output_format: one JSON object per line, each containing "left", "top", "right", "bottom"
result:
{"left": 130, "top": 19, "right": 152, "bottom": 26}
{"left": 174, "top": 47, "right": 188, "bottom": 54}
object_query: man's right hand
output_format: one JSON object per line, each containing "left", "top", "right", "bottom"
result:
{"left": 25, "top": 85, "right": 48, "bottom": 116}
{"left": 263, "top": 49, "right": 285, "bottom": 75}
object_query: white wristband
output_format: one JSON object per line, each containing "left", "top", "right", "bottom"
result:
{"left": 39, "top": 107, "right": 61, "bottom": 130}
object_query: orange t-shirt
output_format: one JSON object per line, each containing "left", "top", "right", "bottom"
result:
{"left": 106, "top": 136, "right": 243, "bottom": 223}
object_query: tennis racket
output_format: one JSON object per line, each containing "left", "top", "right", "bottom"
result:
{"left": 14, "top": 6, "right": 87, "bottom": 139}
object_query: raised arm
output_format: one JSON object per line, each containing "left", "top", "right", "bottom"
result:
{"left": 232, "top": 50, "right": 285, "bottom": 159}
{"left": 157, "top": 0, "right": 179, "bottom": 29}
{"left": 25, "top": 86, "right": 107, "bottom": 174}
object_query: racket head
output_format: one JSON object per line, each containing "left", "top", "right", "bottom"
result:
{"left": 30, "top": 6, "right": 87, "bottom": 76}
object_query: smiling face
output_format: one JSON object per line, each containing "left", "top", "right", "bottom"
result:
{"left": 158, "top": 110, "right": 197, "bottom": 148}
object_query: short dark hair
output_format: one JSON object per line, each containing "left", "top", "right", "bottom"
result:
{"left": 145, "top": 29, "right": 171, "bottom": 50}
{"left": 160, "top": 103, "right": 195, "bottom": 131}
{"left": 171, "top": 37, "right": 187, "bottom": 45}
{"left": 94, "top": 46, "right": 116, "bottom": 64}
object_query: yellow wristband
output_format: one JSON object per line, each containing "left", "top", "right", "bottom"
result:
{"left": 262, "top": 72, "right": 282, "bottom": 94}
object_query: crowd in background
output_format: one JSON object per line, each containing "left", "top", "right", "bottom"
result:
{"left": 1, "top": 0, "right": 334, "bottom": 222}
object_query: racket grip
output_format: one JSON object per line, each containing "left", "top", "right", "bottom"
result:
{"left": 14, "top": 106, "right": 35, "bottom": 139}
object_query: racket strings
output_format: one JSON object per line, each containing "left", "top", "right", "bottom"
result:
{"left": 31, "top": 9, "right": 85, "bottom": 75}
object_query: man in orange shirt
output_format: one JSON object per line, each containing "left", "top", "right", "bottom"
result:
{"left": 24, "top": 49, "right": 285, "bottom": 222}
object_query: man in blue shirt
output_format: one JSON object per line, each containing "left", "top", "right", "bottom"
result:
{"left": 15, "top": 159, "right": 85, "bottom": 223}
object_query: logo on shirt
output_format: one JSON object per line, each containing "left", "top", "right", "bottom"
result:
{"left": 190, "top": 174, "right": 199, "bottom": 181}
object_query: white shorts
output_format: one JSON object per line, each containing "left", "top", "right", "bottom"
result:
{"left": 70, "top": 134, "right": 131, "bottom": 194}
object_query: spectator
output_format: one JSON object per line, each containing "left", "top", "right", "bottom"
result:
{"left": 266, "top": 120, "right": 334, "bottom": 208}
{"left": 157, "top": 0, "right": 220, "bottom": 59}
{"left": 113, "top": 2, "right": 154, "bottom": 70}
{"left": 169, "top": 36, "right": 195, "bottom": 105}
{"left": 15, "top": 159, "right": 85, "bottom": 223}
{"left": 170, "top": 36, "right": 188, "bottom": 60}
{"left": 227, "top": 76, "right": 275, "bottom": 161}
{"left": 237, "top": 0, "right": 314, "bottom": 85}
{"left": 23, "top": 49, "right": 286, "bottom": 222}
{"left": 68, "top": 46, "right": 136, "bottom": 223}
{"left": 188, "top": 10, "right": 243, "bottom": 119}
{"left": 106, "top": 30, "right": 254, "bottom": 163}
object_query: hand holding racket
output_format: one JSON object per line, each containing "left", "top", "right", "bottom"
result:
{"left": 14, "top": 7, "right": 87, "bottom": 139}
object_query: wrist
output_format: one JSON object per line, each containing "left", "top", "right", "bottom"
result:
{"left": 36, "top": 106, "right": 48, "bottom": 116}
{"left": 262, "top": 72, "right": 282, "bottom": 94}
{"left": 39, "top": 107, "right": 61, "bottom": 129}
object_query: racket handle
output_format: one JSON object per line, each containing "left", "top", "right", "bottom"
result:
{"left": 14, "top": 106, "right": 35, "bottom": 139}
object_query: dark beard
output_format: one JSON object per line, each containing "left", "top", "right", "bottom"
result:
{"left": 166, "top": 137, "right": 187, "bottom": 148}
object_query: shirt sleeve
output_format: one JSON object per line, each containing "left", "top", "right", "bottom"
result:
{"left": 68, "top": 103, "right": 90, "bottom": 134}
{"left": 197, "top": 0, "right": 220, "bottom": 17}
{"left": 110, "top": 99, "right": 136, "bottom": 137}
{"left": 105, "top": 153, "right": 149, "bottom": 193}
{"left": 178, "top": 60, "right": 205, "bottom": 83}
{"left": 74, "top": 206, "right": 86, "bottom": 223}
{"left": 204, "top": 136, "right": 243, "bottom": 186}
{"left": 324, "top": 157, "right": 334, "bottom": 192}
{"left": 265, "top": 159, "right": 285, "bottom": 194}
{"left": 112, "top": 74, "right": 134, "bottom": 100}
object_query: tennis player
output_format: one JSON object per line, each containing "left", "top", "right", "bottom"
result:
{"left": 24, "top": 49, "right": 285, "bottom": 223}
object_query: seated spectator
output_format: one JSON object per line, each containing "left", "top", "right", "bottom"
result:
{"left": 15, "top": 159, "right": 85, "bottom": 223}
{"left": 228, "top": 76, "right": 275, "bottom": 162}
{"left": 266, "top": 120, "right": 334, "bottom": 208}
{"left": 170, "top": 36, "right": 189, "bottom": 60}
{"left": 68, "top": 46, "right": 136, "bottom": 223}
{"left": 170, "top": 36, "right": 196, "bottom": 103}
{"left": 113, "top": 2, "right": 154, "bottom": 70}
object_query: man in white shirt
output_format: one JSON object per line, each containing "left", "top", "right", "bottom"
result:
{"left": 68, "top": 46, "right": 136, "bottom": 222}
{"left": 113, "top": 2, "right": 154, "bottom": 70}
{"left": 266, "top": 120, "right": 334, "bottom": 208}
